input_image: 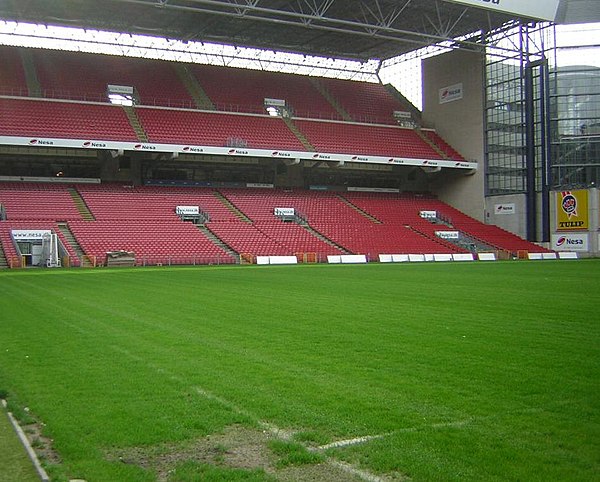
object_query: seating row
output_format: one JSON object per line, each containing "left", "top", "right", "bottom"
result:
{"left": 0, "top": 183, "right": 552, "bottom": 264}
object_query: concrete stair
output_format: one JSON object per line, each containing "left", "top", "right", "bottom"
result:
{"left": 282, "top": 117, "right": 315, "bottom": 151}
{"left": 301, "top": 224, "right": 351, "bottom": 254}
{"left": 309, "top": 78, "right": 352, "bottom": 121}
{"left": 173, "top": 64, "right": 216, "bottom": 110}
{"left": 0, "top": 243, "right": 8, "bottom": 269}
{"left": 122, "top": 105, "right": 149, "bottom": 142}
{"left": 213, "top": 191, "right": 252, "bottom": 223}
{"left": 56, "top": 222, "right": 85, "bottom": 266}
{"left": 19, "top": 48, "right": 42, "bottom": 97}
{"left": 68, "top": 188, "right": 95, "bottom": 221}
{"left": 414, "top": 128, "right": 449, "bottom": 159}
{"left": 336, "top": 195, "right": 382, "bottom": 224}
{"left": 197, "top": 224, "right": 239, "bottom": 260}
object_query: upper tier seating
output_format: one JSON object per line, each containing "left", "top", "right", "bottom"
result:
{"left": 318, "top": 78, "right": 407, "bottom": 124}
{"left": 293, "top": 119, "right": 444, "bottom": 159}
{"left": 422, "top": 130, "right": 466, "bottom": 161}
{"left": 0, "top": 182, "right": 82, "bottom": 221}
{"left": 31, "top": 49, "right": 194, "bottom": 107}
{"left": 0, "top": 47, "right": 27, "bottom": 96}
{"left": 0, "top": 98, "right": 139, "bottom": 141}
{"left": 190, "top": 64, "right": 340, "bottom": 119}
{"left": 136, "top": 107, "right": 305, "bottom": 150}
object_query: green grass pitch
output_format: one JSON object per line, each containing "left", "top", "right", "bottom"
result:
{"left": 0, "top": 261, "right": 598, "bottom": 481}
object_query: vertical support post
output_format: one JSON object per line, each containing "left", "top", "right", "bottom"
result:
{"left": 524, "top": 64, "right": 537, "bottom": 242}
{"left": 540, "top": 60, "right": 552, "bottom": 243}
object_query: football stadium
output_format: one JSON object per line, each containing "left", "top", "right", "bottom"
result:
{"left": 0, "top": 1, "right": 599, "bottom": 481}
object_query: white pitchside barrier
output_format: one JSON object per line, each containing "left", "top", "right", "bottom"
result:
{"left": 380, "top": 253, "right": 476, "bottom": 263}
{"left": 256, "top": 255, "right": 298, "bottom": 265}
{"left": 558, "top": 252, "right": 578, "bottom": 259}
{"left": 327, "top": 255, "right": 368, "bottom": 264}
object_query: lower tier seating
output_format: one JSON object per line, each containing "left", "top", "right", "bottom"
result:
{"left": 0, "top": 183, "right": 552, "bottom": 266}
{"left": 68, "top": 220, "right": 235, "bottom": 265}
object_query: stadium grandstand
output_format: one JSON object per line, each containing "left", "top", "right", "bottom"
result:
{"left": 0, "top": 0, "right": 598, "bottom": 268}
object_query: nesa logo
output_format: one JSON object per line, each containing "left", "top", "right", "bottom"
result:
{"left": 83, "top": 141, "right": 107, "bottom": 148}
{"left": 29, "top": 139, "right": 54, "bottom": 146}
{"left": 228, "top": 149, "right": 249, "bottom": 155}
{"left": 441, "top": 88, "right": 460, "bottom": 100}
{"left": 183, "top": 146, "right": 203, "bottom": 153}
{"left": 557, "top": 236, "right": 583, "bottom": 246}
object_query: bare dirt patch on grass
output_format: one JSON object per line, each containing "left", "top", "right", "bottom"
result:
{"left": 106, "top": 424, "right": 378, "bottom": 481}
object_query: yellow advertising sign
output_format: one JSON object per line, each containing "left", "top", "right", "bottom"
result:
{"left": 556, "top": 190, "right": 588, "bottom": 230}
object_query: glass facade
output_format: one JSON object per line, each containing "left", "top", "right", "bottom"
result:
{"left": 485, "top": 22, "right": 600, "bottom": 195}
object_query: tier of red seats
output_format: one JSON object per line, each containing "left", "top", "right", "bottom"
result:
{"left": 417, "top": 199, "right": 553, "bottom": 253}
{"left": 0, "top": 183, "right": 551, "bottom": 263}
{"left": 0, "top": 98, "right": 139, "bottom": 141}
{"left": 344, "top": 192, "right": 551, "bottom": 254}
{"left": 0, "top": 182, "right": 82, "bottom": 221}
{"left": 422, "top": 130, "right": 466, "bottom": 161}
{"left": 190, "top": 64, "right": 340, "bottom": 119}
{"left": 206, "top": 221, "right": 290, "bottom": 256}
{"left": 0, "top": 45, "right": 468, "bottom": 164}
{"left": 136, "top": 107, "right": 305, "bottom": 150}
{"left": 68, "top": 219, "right": 234, "bottom": 264}
{"left": 31, "top": 49, "right": 195, "bottom": 107}
{"left": 77, "top": 184, "right": 239, "bottom": 221}
{"left": 0, "top": 47, "right": 27, "bottom": 96}
{"left": 217, "top": 188, "right": 457, "bottom": 258}
{"left": 254, "top": 222, "right": 342, "bottom": 256}
{"left": 294, "top": 119, "right": 444, "bottom": 159}
{"left": 319, "top": 78, "right": 407, "bottom": 124}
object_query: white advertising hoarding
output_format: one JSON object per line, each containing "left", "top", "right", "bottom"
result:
{"left": 11, "top": 229, "right": 51, "bottom": 240}
{"left": 436, "top": 231, "right": 460, "bottom": 239}
{"left": 0, "top": 136, "right": 479, "bottom": 171}
{"left": 494, "top": 203, "right": 516, "bottom": 215}
{"left": 551, "top": 233, "right": 589, "bottom": 252}
{"left": 439, "top": 83, "right": 463, "bottom": 104}
{"left": 175, "top": 205, "right": 200, "bottom": 215}
{"left": 274, "top": 208, "right": 295, "bottom": 216}
{"left": 444, "top": 0, "right": 560, "bottom": 22}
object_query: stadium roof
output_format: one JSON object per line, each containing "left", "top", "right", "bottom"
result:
{"left": 0, "top": 0, "right": 530, "bottom": 61}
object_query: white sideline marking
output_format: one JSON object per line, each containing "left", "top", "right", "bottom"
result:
{"left": 329, "top": 460, "right": 388, "bottom": 482}
{"left": 318, "top": 419, "right": 474, "bottom": 451}
{"left": 319, "top": 433, "right": 390, "bottom": 450}
{"left": 110, "top": 346, "right": 388, "bottom": 481}
{"left": 1, "top": 399, "right": 50, "bottom": 482}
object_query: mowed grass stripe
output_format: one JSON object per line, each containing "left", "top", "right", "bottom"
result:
{"left": 0, "top": 261, "right": 598, "bottom": 481}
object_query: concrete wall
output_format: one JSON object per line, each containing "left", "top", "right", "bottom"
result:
{"left": 422, "top": 49, "right": 485, "bottom": 221}
{"left": 484, "top": 193, "right": 527, "bottom": 239}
